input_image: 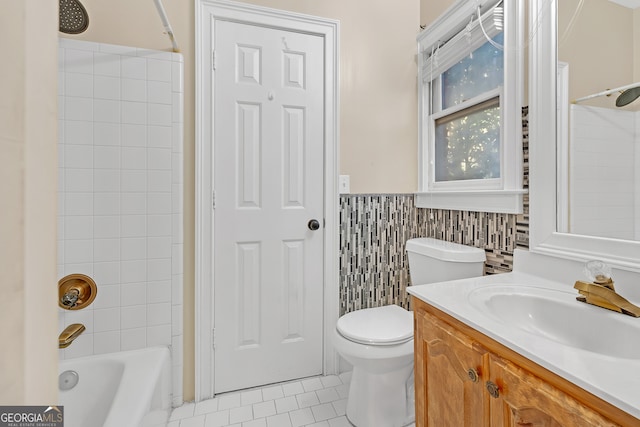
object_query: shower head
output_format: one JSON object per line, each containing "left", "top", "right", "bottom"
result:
{"left": 616, "top": 86, "right": 640, "bottom": 107}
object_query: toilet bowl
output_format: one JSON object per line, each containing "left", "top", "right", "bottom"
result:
{"left": 333, "top": 305, "right": 415, "bottom": 427}
{"left": 334, "top": 238, "right": 486, "bottom": 427}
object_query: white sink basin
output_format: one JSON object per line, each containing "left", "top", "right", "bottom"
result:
{"left": 467, "top": 285, "right": 640, "bottom": 359}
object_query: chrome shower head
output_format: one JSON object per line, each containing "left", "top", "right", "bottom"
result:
{"left": 616, "top": 86, "right": 640, "bottom": 107}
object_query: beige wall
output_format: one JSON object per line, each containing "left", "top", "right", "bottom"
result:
{"left": 559, "top": 0, "right": 635, "bottom": 108}
{"left": 63, "top": 0, "right": 420, "bottom": 401}
{"left": 420, "top": 0, "right": 455, "bottom": 29}
{"left": 0, "top": 0, "right": 59, "bottom": 404}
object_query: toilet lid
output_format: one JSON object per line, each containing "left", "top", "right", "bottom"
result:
{"left": 336, "top": 305, "right": 413, "bottom": 346}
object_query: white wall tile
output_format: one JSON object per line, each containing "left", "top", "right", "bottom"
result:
{"left": 172, "top": 244, "right": 183, "bottom": 275}
{"left": 65, "top": 168, "right": 94, "bottom": 192}
{"left": 148, "top": 170, "right": 172, "bottom": 192}
{"left": 65, "top": 73, "right": 93, "bottom": 98}
{"left": 121, "top": 305, "right": 147, "bottom": 329}
{"left": 65, "top": 239, "right": 93, "bottom": 264}
{"left": 172, "top": 153, "right": 183, "bottom": 184}
{"left": 94, "top": 75, "right": 121, "bottom": 100}
{"left": 172, "top": 61, "right": 184, "bottom": 93}
{"left": 121, "top": 260, "right": 147, "bottom": 283}
{"left": 121, "top": 56, "right": 147, "bottom": 80}
{"left": 93, "top": 262, "right": 120, "bottom": 286}
{"left": 93, "top": 284, "right": 121, "bottom": 309}
{"left": 122, "top": 124, "right": 147, "bottom": 147}
{"left": 122, "top": 101, "right": 147, "bottom": 125}
{"left": 94, "top": 193, "right": 120, "bottom": 215}
{"left": 148, "top": 104, "right": 172, "bottom": 126}
{"left": 121, "top": 327, "right": 147, "bottom": 350}
{"left": 147, "top": 259, "right": 171, "bottom": 281}
{"left": 148, "top": 126, "right": 172, "bottom": 148}
{"left": 147, "top": 59, "right": 172, "bottom": 82}
{"left": 94, "top": 52, "right": 121, "bottom": 77}
{"left": 94, "top": 216, "right": 120, "bottom": 239}
{"left": 121, "top": 193, "right": 146, "bottom": 214}
{"left": 59, "top": 40, "right": 182, "bottom": 379}
{"left": 64, "top": 215, "right": 93, "bottom": 240}
{"left": 94, "top": 169, "right": 121, "bottom": 192}
{"left": 65, "top": 48, "right": 94, "bottom": 74}
{"left": 95, "top": 99, "right": 121, "bottom": 123}
{"left": 94, "top": 146, "right": 121, "bottom": 169}
{"left": 121, "top": 215, "right": 146, "bottom": 237}
{"left": 64, "top": 334, "right": 94, "bottom": 359}
{"left": 148, "top": 148, "right": 172, "bottom": 170}
{"left": 147, "top": 324, "right": 171, "bottom": 346}
{"left": 148, "top": 193, "right": 171, "bottom": 214}
{"left": 147, "top": 303, "right": 171, "bottom": 326}
{"left": 121, "top": 237, "right": 147, "bottom": 260}
{"left": 148, "top": 214, "right": 171, "bottom": 237}
{"left": 147, "top": 281, "right": 172, "bottom": 304}
{"left": 122, "top": 147, "right": 147, "bottom": 169}
{"left": 172, "top": 275, "right": 183, "bottom": 305}
{"left": 148, "top": 81, "right": 172, "bottom": 104}
{"left": 122, "top": 78, "right": 147, "bottom": 102}
{"left": 121, "top": 170, "right": 147, "bottom": 192}
{"left": 65, "top": 144, "right": 93, "bottom": 168}
{"left": 94, "top": 308, "right": 121, "bottom": 332}
{"left": 172, "top": 305, "right": 183, "bottom": 337}
{"left": 147, "top": 237, "right": 172, "bottom": 259}
{"left": 94, "top": 123, "right": 120, "bottom": 146}
{"left": 94, "top": 331, "right": 121, "bottom": 354}
{"left": 64, "top": 309, "right": 94, "bottom": 334}
{"left": 65, "top": 192, "right": 94, "bottom": 216}
{"left": 172, "top": 92, "right": 184, "bottom": 123}
{"left": 63, "top": 263, "right": 94, "bottom": 277}
{"left": 94, "top": 238, "right": 120, "bottom": 262}
{"left": 65, "top": 97, "right": 93, "bottom": 121}
{"left": 121, "top": 282, "right": 147, "bottom": 306}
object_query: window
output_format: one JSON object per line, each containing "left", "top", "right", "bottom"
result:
{"left": 417, "top": 0, "right": 525, "bottom": 213}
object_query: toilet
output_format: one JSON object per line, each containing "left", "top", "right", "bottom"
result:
{"left": 333, "top": 237, "right": 486, "bottom": 427}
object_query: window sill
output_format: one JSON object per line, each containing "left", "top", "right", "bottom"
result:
{"left": 415, "top": 190, "right": 527, "bottom": 214}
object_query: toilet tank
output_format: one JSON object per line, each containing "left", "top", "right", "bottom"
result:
{"left": 406, "top": 238, "right": 485, "bottom": 285}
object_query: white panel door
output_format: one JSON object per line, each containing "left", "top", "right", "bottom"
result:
{"left": 213, "top": 20, "right": 325, "bottom": 393}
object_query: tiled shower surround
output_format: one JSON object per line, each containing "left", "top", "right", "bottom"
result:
{"left": 339, "top": 108, "right": 529, "bottom": 315}
{"left": 57, "top": 39, "right": 184, "bottom": 404}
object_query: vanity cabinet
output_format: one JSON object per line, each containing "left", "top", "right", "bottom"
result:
{"left": 413, "top": 297, "right": 635, "bottom": 427}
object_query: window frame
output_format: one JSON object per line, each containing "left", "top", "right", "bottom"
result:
{"left": 416, "top": 0, "right": 525, "bottom": 214}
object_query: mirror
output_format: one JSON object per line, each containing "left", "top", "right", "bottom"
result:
{"left": 528, "top": 0, "right": 640, "bottom": 271}
{"left": 558, "top": 0, "right": 640, "bottom": 241}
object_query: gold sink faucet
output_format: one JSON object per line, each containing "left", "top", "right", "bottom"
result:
{"left": 59, "top": 323, "right": 86, "bottom": 348}
{"left": 574, "top": 261, "right": 640, "bottom": 318}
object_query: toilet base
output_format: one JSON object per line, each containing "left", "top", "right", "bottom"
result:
{"left": 345, "top": 364, "right": 415, "bottom": 427}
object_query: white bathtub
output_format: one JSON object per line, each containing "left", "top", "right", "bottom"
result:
{"left": 59, "top": 346, "right": 172, "bottom": 427}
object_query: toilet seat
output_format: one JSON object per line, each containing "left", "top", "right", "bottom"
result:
{"left": 336, "top": 305, "right": 413, "bottom": 346}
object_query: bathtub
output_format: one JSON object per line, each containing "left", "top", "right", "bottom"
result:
{"left": 59, "top": 346, "right": 172, "bottom": 427}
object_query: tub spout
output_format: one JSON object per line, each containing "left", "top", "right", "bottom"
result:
{"left": 59, "top": 323, "right": 86, "bottom": 348}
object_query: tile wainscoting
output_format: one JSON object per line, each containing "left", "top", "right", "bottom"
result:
{"left": 338, "top": 108, "right": 529, "bottom": 315}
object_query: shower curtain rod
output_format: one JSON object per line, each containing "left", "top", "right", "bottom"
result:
{"left": 572, "top": 81, "right": 640, "bottom": 104}
{"left": 153, "top": 0, "right": 180, "bottom": 52}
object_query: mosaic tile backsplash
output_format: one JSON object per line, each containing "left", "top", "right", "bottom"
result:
{"left": 338, "top": 108, "right": 530, "bottom": 315}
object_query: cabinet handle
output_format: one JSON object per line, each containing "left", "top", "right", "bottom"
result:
{"left": 486, "top": 381, "right": 500, "bottom": 399}
{"left": 467, "top": 368, "right": 479, "bottom": 383}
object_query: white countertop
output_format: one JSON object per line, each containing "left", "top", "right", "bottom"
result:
{"left": 407, "top": 271, "right": 640, "bottom": 419}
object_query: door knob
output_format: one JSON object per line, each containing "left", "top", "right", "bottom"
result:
{"left": 308, "top": 219, "right": 320, "bottom": 231}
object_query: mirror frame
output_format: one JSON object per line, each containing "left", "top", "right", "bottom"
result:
{"left": 528, "top": 0, "right": 640, "bottom": 272}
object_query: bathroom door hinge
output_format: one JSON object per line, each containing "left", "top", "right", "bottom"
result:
{"left": 212, "top": 191, "right": 216, "bottom": 209}
{"left": 212, "top": 50, "right": 217, "bottom": 71}
{"left": 212, "top": 328, "right": 216, "bottom": 350}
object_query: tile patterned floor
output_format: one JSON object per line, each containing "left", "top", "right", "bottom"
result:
{"left": 169, "top": 373, "right": 356, "bottom": 427}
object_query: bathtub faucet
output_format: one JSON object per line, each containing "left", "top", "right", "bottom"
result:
{"left": 59, "top": 323, "right": 86, "bottom": 348}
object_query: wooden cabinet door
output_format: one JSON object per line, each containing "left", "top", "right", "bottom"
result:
{"left": 488, "top": 354, "right": 619, "bottom": 427}
{"left": 416, "top": 308, "right": 489, "bottom": 427}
